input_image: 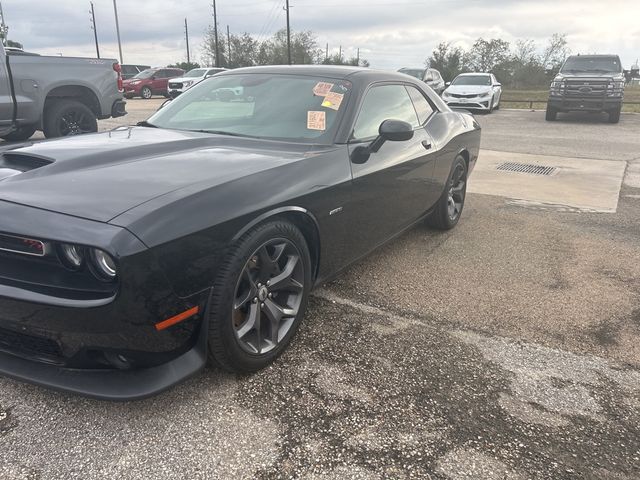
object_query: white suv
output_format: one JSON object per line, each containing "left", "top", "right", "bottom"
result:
{"left": 167, "top": 67, "right": 227, "bottom": 98}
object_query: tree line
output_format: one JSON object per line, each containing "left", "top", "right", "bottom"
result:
{"left": 428, "top": 34, "right": 570, "bottom": 87}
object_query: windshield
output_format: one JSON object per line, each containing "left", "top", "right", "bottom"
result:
{"left": 561, "top": 56, "right": 621, "bottom": 73}
{"left": 452, "top": 75, "right": 491, "bottom": 86}
{"left": 147, "top": 73, "right": 352, "bottom": 143}
{"left": 185, "top": 69, "right": 207, "bottom": 78}
{"left": 399, "top": 69, "right": 424, "bottom": 80}
{"left": 133, "top": 69, "right": 157, "bottom": 79}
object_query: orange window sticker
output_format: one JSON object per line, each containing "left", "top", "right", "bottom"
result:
{"left": 321, "top": 92, "right": 344, "bottom": 111}
{"left": 313, "top": 82, "right": 334, "bottom": 96}
{"left": 307, "top": 111, "right": 326, "bottom": 130}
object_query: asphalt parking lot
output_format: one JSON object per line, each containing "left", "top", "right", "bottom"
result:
{"left": 2, "top": 100, "right": 640, "bottom": 479}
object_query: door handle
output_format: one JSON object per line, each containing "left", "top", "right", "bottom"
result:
{"left": 421, "top": 140, "right": 432, "bottom": 150}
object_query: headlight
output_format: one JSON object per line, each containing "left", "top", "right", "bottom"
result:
{"left": 89, "top": 249, "right": 118, "bottom": 281}
{"left": 442, "top": 91, "right": 450, "bottom": 98}
{"left": 58, "top": 243, "right": 84, "bottom": 270}
{"left": 183, "top": 80, "right": 194, "bottom": 88}
{"left": 480, "top": 91, "right": 491, "bottom": 98}
{"left": 130, "top": 80, "right": 141, "bottom": 84}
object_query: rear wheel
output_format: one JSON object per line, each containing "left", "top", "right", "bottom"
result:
{"left": 207, "top": 220, "right": 312, "bottom": 372}
{"left": 1, "top": 124, "right": 37, "bottom": 142}
{"left": 141, "top": 86, "right": 153, "bottom": 99}
{"left": 427, "top": 155, "right": 467, "bottom": 230}
{"left": 43, "top": 100, "right": 98, "bottom": 138}
{"left": 545, "top": 104, "right": 557, "bottom": 121}
{"left": 608, "top": 105, "right": 621, "bottom": 124}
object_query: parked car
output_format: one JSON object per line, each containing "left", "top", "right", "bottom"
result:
{"left": 546, "top": 54, "right": 625, "bottom": 123}
{"left": 398, "top": 67, "right": 446, "bottom": 95}
{"left": 123, "top": 67, "right": 184, "bottom": 99}
{"left": 0, "top": 65, "right": 480, "bottom": 399}
{"left": 442, "top": 73, "right": 502, "bottom": 113}
{"left": 0, "top": 44, "right": 126, "bottom": 141}
{"left": 121, "top": 64, "right": 151, "bottom": 80}
{"left": 167, "top": 67, "right": 227, "bottom": 97}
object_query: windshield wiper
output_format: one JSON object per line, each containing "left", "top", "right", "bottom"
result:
{"left": 137, "top": 120, "right": 158, "bottom": 128}
{"left": 191, "top": 129, "right": 254, "bottom": 138}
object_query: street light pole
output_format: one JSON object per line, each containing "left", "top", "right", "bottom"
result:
{"left": 112, "top": 0, "right": 123, "bottom": 64}
{"left": 285, "top": 0, "right": 291, "bottom": 65}
{"left": 212, "top": 0, "right": 219, "bottom": 67}
{"left": 90, "top": 2, "right": 100, "bottom": 58}
{"left": 184, "top": 18, "right": 190, "bottom": 64}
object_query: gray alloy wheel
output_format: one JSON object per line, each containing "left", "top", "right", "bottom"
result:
{"left": 447, "top": 163, "right": 466, "bottom": 222}
{"left": 141, "top": 86, "right": 153, "bottom": 99}
{"left": 232, "top": 238, "right": 305, "bottom": 355}
{"left": 207, "top": 220, "right": 312, "bottom": 373}
{"left": 427, "top": 155, "right": 468, "bottom": 230}
{"left": 42, "top": 100, "right": 98, "bottom": 138}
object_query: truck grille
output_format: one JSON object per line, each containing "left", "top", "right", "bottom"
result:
{"left": 564, "top": 80, "right": 608, "bottom": 97}
{"left": 168, "top": 82, "right": 183, "bottom": 89}
{"left": 0, "top": 326, "right": 64, "bottom": 364}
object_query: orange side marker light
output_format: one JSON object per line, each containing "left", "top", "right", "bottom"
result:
{"left": 155, "top": 306, "right": 200, "bottom": 331}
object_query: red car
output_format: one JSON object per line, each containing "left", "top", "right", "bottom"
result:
{"left": 123, "top": 67, "right": 184, "bottom": 99}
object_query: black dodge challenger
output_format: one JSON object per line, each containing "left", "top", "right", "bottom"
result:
{"left": 0, "top": 66, "right": 480, "bottom": 399}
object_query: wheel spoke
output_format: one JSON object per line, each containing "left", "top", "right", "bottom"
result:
{"left": 269, "top": 255, "right": 301, "bottom": 292}
{"left": 236, "top": 302, "right": 260, "bottom": 345}
{"left": 257, "top": 245, "right": 280, "bottom": 281}
{"left": 262, "top": 298, "right": 296, "bottom": 344}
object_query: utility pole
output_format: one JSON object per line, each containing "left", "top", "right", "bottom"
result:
{"left": 284, "top": 0, "right": 291, "bottom": 65}
{"left": 226, "top": 25, "right": 231, "bottom": 67}
{"left": 0, "top": 1, "right": 9, "bottom": 47}
{"left": 184, "top": 18, "right": 190, "bottom": 64}
{"left": 356, "top": 48, "right": 360, "bottom": 66}
{"left": 325, "top": 43, "right": 328, "bottom": 62}
{"left": 90, "top": 2, "right": 100, "bottom": 58}
{"left": 212, "top": 0, "right": 220, "bottom": 67}
{"left": 338, "top": 45, "right": 342, "bottom": 62}
{"left": 112, "top": 0, "right": 123, "bottom": 64}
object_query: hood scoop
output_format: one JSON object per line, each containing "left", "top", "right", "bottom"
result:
{"left": 0, "top": 152, "right": 53, "bottom": 181}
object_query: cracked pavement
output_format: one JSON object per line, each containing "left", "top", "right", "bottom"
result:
{"left": 1, "top": 105, "right": 640, "bottom": 479}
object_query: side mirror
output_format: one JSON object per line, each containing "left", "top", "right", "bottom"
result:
{"left": 494, "top": 83, "right": 502, "bottom": 87}
{"left": 351, "top": 120, "right": 414, "bottom": 164}
{"left": 445, "top": 81, "right": 451, "bottom": 87}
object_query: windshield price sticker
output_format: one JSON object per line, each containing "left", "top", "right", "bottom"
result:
{"left": 307, "top": 111, "right": 326, "bottom": 130}
{"left": 321, "top": 92, "right": 344, "bottom": 111}
{"left": 313, "top": 82, "right": 334, "bottom": 96}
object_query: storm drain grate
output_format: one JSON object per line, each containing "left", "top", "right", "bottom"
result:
{"left": 496, "top": 162, "right": 557, "bottom": 176}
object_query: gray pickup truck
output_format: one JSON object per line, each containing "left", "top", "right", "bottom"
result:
{"left": 0, "top": 45, "right": 126, "bottom": 142}
{"left": 546, "top": 54, "right": 625, "bottom": 123}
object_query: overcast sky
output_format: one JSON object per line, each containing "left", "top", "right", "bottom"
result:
{"left": 3, "top": 0, "right": 639, "bottom": 70}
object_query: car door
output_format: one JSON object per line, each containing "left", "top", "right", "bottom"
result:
{"left": 0, "top": 47, "right": 15, "bottom": 134}
{"left": 151, "top": 70, "right": 169, "bottom": 94}
{"left": 345, "top": 83, "right": 438, "bottom": 256}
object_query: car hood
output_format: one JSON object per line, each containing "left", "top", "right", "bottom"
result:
{"left": 169, "top": 76, "right": 202, "bottom": 83}
{"left": 445, "top": 85, "right": 492, "bottom": 95}
{"left": 555, "top": 72, "right": 623, "bottom": 80}
{"left": 0, "top": 127, "right": 312, "bottom": 223}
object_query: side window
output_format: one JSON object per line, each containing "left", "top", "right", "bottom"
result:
{"left": 405, "top": 86, "right": 435, "bottom": 124}
{"left": 352, "top": 85, "right": 420, "bottom": 141}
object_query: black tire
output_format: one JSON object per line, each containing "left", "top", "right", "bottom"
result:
{"left": 1, "top": 124, "right": 37, "bottom": 142}
{"left": 140, "top": 86, "right": 153, "bottom": 99}
{"left": 488, "top": 96, "right": 494, "bottom": 113}
{"left": 427, "top": 155, "right": 468, "bottom": 230}
{"left": 608, "top": 106, "right": 621, "bottom": 124}
{"left": 495, "top": 99, "right": 500, "bottom": 110}
{"left": 42, "top": 100, "right": 98, "bottom": 138}
{"left": 545, "top": 104, "right": 557, "bottom": 121}
{"left": 207, "top": 220, "right": 312, "bottom": 373}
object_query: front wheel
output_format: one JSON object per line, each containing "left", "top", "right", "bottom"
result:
{"left": 140, "top": 86, "right": 153, "bottom": 99}
{"left": 608, "top": 105, "right": 621, "bottom": 124}
{"left": 545, "top": 104, "right": 557, "bottom": 121}
{"left": 207, "top": 220, "right": 312, "bottom": 373}
{"left": 427, "top": 155, "right": 468, "bottom": 230}
{"left": 1, "top": 124, "right": 37, "bottom": 142}
{"left": 42, "top": 100, "right": 98, "bottom": 138}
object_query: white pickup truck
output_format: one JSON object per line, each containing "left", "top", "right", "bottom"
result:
{"left": 0, "top": 45, "right": 126, "bottom": 142}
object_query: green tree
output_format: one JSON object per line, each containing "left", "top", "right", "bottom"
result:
{"left": 168, "top": 61, "right": 201, "bottom": 71}
{"left": 257, "top": 29, "right": 322, "bottom": 65}
{"left": 6, "top": 39, "right": 23, "bottom": 49}
{"left": 428, "top": 42, "right": 466, "bottom": 82}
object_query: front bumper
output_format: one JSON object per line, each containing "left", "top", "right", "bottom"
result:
{"left": 547, "top": 95, "right": 622, "bottom": 112}
{"left": 444, "top": 98, "right": 491, "bottom": 111}
{"left": 0, "top": 201, "right": 209, "bottom": 399}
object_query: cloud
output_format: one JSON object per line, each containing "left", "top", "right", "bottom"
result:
{"left": 3, "top": 0, "right": 638, "bottom": 69}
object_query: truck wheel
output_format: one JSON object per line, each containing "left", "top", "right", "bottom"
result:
{"left": 140, "top": 86, "right": 153, "bottom": 99}
{"left": 545, "top": 104, "right": 557, "bottom": 121}
{"left": 43, "top": 100, "right": 98, "bottom": 138}
{"left": 608, "top": 106, "right": 621, "bottom": 124}
{"left": 1, "top": 124, "right": 37, "bottom": 142}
